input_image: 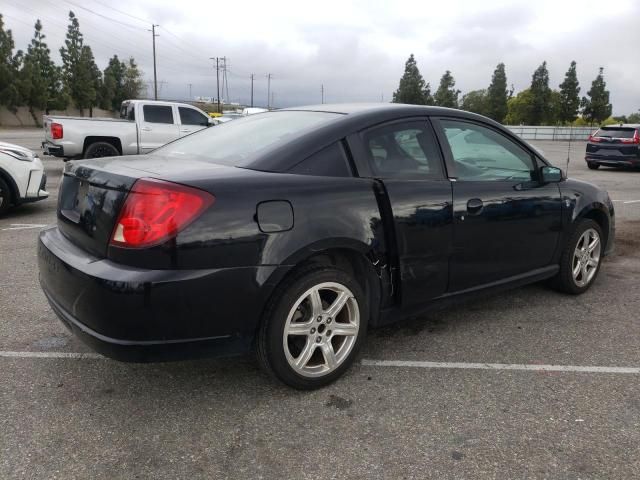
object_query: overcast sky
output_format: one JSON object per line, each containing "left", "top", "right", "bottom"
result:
{"left": 4, "top": 0, "right": 639, "bottom": 114}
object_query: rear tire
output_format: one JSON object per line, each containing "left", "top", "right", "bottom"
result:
{"left": 0, "top": 177, "right": 13, "bottom": 217}
{"left": 256, "top": 265, "right": 368, "bottom": 390}
{"left": 587, "top": 162, "right": 600, "bottom": 170}
{"left": 549, "top": 219, "right": 603, "bottom": 294}
{"left": 84, "top": 141, "right": 119, "bottom": 159}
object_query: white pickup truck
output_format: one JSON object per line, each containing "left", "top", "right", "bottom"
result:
{"left": 42, "top": 100, "right": 214, "bottom": 160}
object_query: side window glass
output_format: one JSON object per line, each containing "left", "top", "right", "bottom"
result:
{"left": 289, "top": 142, "right": 351, "bottom": 177}
{"left": 441, "top": 120, "right": 534, "bottom": 181}
{"left": 179, "top": 107, "right": 208, "bottom": 126}
{"left": 143, "top": 105, "right": 174, "bottom": 124}
{"left": 362, "top": 121, "right": 443, "bottom": 179}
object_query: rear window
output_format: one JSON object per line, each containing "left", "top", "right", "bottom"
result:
{"left": 595, "top": 128, "right": 636, "bottom": 139}
{"left": 155, "top": 111, "right": 342, "bottom": 166}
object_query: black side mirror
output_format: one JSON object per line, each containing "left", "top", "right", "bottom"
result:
{"left": 540, "top": 166, "right": 563, "bottom": 183}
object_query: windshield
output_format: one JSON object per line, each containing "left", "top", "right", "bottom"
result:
{"left": 155, "top": 111, "right": 342, "bottom": 166}
{"left": 595, "top": 128, "right": 636, "bottom": 139}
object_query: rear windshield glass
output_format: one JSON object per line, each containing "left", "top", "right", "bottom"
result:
{"left": 155, "top": 111, "right": 342, "bottom": 166}
{"left": 595, "top": 128, "right": 636, "bottom": 138}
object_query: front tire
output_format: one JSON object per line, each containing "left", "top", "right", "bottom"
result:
{"left": 84, "top": 141, "right": 119, "bottom": 159}
{"left": 550, "top": 219, "right": 603, "bottom": 294}
{"left": 0, "top": 177, "right": 13, "bottom": 217}
{"left": 256, "top": 265, "right": 368, "bottom": 389}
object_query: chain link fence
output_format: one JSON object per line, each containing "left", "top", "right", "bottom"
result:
{"left": 506, "top": 126, "right": 594, "bottom": 141}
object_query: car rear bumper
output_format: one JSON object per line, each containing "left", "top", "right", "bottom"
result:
{"left": 38, "top": 227, "right": 287, "bottom": 362}
{"left": 585, "top": 155, "right": 640, "bottom": 168}
{"left": 42, "top": 141, "right": 65, "bottom": 158}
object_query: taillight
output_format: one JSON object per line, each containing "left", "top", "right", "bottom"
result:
{"left": 51, "top": 122, "right": 63, "bottom": 140}
{"left": 110, "top": 178, "right": 215, "bottom": 248}
{"left": 621, "top": 131, "right": 640, "bottom": 144}
{"left": 589, "top": 134, "right": 601, "bottom": 143}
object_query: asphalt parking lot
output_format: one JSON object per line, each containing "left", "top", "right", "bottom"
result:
{"left": 1, "top": 128, "right": 639, "bottom": 479}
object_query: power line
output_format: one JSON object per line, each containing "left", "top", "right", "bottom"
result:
{"left": 88, "top": 0, "right": 151, "bottom": 24}
{"left": 61, "top": 0, "right": 146, "bottom": 31}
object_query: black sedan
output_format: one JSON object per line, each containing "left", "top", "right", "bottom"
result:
{"left": 38, "top": 104, "right": 615, "bottom": 389}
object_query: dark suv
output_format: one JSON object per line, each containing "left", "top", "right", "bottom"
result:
{"left": 585, "top": 125, "right": 640, "bottom": 170}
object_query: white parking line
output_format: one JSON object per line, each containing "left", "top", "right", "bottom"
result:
{"left": 1, "top": 223, "right": 48, "bottom": 231}
{"left": 361, "top": 359, "right": 640, "bottom": 374}
{"left": 0, "top": 351, "right": 104, "bottom": 359}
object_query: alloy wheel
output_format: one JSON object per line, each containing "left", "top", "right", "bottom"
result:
{"left": 282, "top": 282, "right": 359, "bottom": 378}
{"left": 572, "top": 228, "right": 601, "bottom": 287}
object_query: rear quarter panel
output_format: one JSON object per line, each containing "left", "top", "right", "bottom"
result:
{"left": 44, "top": 116, "right": 138, "bottom": 156}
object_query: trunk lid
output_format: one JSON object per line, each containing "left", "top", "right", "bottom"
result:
{"left": 56, "top": 155, "right": 251, "bottom": 257}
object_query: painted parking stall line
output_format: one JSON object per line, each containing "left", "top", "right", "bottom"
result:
{"left": 0, "top": 351, "right": 104, "bottom": 359}
{"left": 361, "top": 359, "right": 640, "bottom": 374}
{"left": 1, "top": 223, "right": 48, "bottom": 231}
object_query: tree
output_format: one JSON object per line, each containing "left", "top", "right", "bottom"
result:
{"left": 101, "top": 55, "right": 126, "bottom": 111}
{"left": 19, "top": 20, "right": 67, "bottom": 121}
{"left": 392, "top": 54, "right": 432, "bottom": 105}
{"left": 557, "top": 61, "right": 580, "bottom": 124}
{"left": 60, "top": 11, "right": 100, "bottom": 114}
{"left": 0, "top": 14, "right": 22, "bottom": 111}
{"left": 460, "top": 89, "right": 487, "bottom": 116}
{"left": 433, "top": 70, "right": 460, "bottom": 108}
{"left": 486, "top": 63, "right": 508, "bottom": 122}
{"left": 121, "top": 57, "right": 145, "bottom": 101}
{"left": 529, "top": 61, "right": 552, "bottom": 125}
{"left": 628, "top": 111, "right": 640, "bottom": 123}
{"left": 581, "top": 67, "right": 612, "bottom": 126}
{"left": 504, "top": 89, "right": 535, "bottom": 125}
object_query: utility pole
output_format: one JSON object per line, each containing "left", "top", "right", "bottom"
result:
{"left": 271, "top": 91, "right": 275, "bottom": 109}
{"left": 210, "top": 57, "right": 221, "bottom": 113}
{"left": 266, "top": 73, "right": 272, "bottom": 110}
{"left": 150, "top": 24, "right": 159, "bottom": 100}
{"left": 321, "top": 84, "right": 324, "bottom": 104}
{"left": 222, "top": 57, "right": 229, "bottom": 103}
{"left": 250, "top": 74, "right": 254, "bottom": 107}
{"left": 188, "top": 83, "right": 192, "bottom": 100}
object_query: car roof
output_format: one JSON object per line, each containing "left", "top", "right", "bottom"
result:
{"left": 282, "top": 102, "right": 470, "bottom": 117}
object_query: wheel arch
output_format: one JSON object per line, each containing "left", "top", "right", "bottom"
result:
{"left": 0, "top": 166, "right": 20, "bottom": 205}
{"left": 574, "top": 203, "right": 611, "bottom": 251}
{"left": 83, "top": 136, "right": 123, "bottom": 156}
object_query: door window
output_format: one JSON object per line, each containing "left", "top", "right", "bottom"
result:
{"left": 362, "top": 121, "right": 444, "bottom": 179}
{"left": 143, "top": 105, "right": 174, "bottom": 124}
{"left": 289, "top": 142, "right": 352, "bottom": 177}
{"left": 440, "top": 120, "right": 535, "bottom": 181}
{"left": 179, "top": 107, "right": 209, "bottom": 126}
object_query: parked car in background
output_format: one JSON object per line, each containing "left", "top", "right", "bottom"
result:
{"left": 0, "top": 142, "right": 48, "bottom": 216}
{"left": 42, "top": 100, "right": 214, "bottom": 160}
{"left": 585, "top": 124, "right": 640, "bottom": 170}
{"left": 38, "top": 104, "right": 614, "bottom": 389}
{"left": 242, "top": 107, "right": 269, "bottom": 116}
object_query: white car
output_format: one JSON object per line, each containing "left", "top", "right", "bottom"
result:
{"left": 0, "top": 142, "right": 49, "bottom": 216}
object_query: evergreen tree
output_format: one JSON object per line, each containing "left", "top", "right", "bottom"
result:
{"left": 581, "top": 67, "right": 612, "bottom": 125}
{"left": 101, "top": 55, "right": 126, "bottom": 111}
{"left": 558, "top": 61, "right": 580, "bottom": 124}
{"left": 60, "top": 11, "right": 100, "bottom": 114}
{"left": 433, "top": 70, "right": 460, "bottom": 108}
{"left": 529, "top": 61, "right": 552, "bottom": 125}
{"left": 20, "top": 20, "right": 67, "bottom": 119}
{"left": 628, "top": 111, "right": 640, "bottom": 124}
{"left": 0, "top": 15, "right": 22, "bottom": 111}
{"left": 486, "top": 63, "right": 508, "bottom": 122}
{"left": 460, "top": 89, "right": 487, "bottom": 116}
{"left": 392, "top": 54, "right": 432, "bottom": 105}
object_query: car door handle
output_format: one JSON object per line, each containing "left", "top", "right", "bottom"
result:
{"left": 141, "top": 127, "right": 152, "bottom": 132}
{"left": 466, "top": 198, "right": 483, "bottom": 214}
{"left": 180, "top": 129, "right": 191, "bottom": 133}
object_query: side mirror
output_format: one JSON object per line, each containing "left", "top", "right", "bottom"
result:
{"left": 207, "top": 117, "right": 216, "bottom": 127}
{"left": 540, "top": 166, "right": 563, "bottom": 183}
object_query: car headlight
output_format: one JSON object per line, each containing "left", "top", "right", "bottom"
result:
{"left": 0, "top": 148, "right": 34, "bottom": 162}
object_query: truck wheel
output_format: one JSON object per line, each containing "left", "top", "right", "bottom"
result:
{"left": 0, "top": 177, "right": 13, "bottom": 216}
{"left": 256, "top": 265, "right": 368, "bottom": 390}
{"left": 84, "top": 142, "right": 119, "bottom": 159}
{"left": 587, "top": 162, "right": 600, "bottom": 170}
{"left": 549, "top": 219, "right": 603, "bottom": 294}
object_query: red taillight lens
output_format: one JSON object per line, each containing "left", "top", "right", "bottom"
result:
{"left": 621, "top": 131, "right": 640, "bottom": 144}
{"left": 589, "top": 134, "right": 601, "bottom": 143}
{"left": 51, "top": 122, "right": 63, "bottom": 140}
{"left": 110, "top": 178, "right": 214, "bottom": 248}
